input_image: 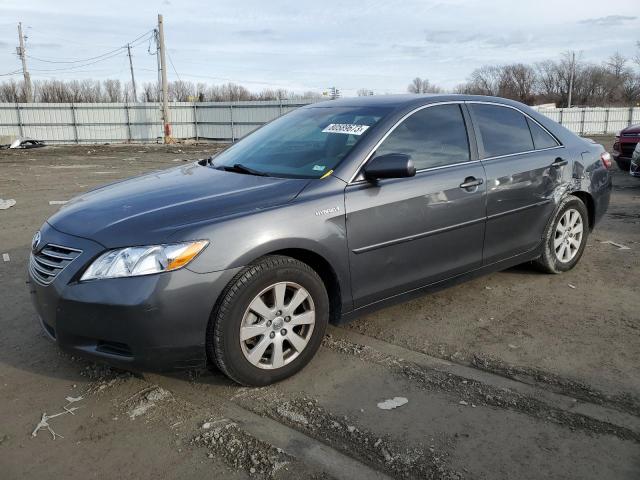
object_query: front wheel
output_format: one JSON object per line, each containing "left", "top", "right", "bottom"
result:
{"left": 534, "top": 196, "right": 589, "bottom": 274}
{"left": 207, "top": 255, "right": 329, "bottom": 386}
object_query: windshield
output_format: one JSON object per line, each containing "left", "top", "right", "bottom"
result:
{"left": 210, "top": 105, "right": 391, "bottom": 179}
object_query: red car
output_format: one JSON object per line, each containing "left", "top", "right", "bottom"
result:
{"left": 613, "top": 124, "right": 640, "bottom": 171}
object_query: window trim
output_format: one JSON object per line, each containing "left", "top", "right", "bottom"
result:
{"left": 466, "top": 101, "right": 562, "bottom": 161}
{"left": 348, "top": 101, "right": 474, "bottom": 184}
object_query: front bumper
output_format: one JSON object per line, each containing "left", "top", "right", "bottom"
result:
{"left": 28, "top": 223, "right": 241, "bottom": 371}
{"left": 613, "top": 139, "right": 638, "bottom": 171}
{"left": 612, "top": 153, "right": 631, "bottom": 171}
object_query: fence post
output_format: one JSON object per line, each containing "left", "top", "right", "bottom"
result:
{"left": 629, "top": 107, "right": 634, "bottom": 128}
{"left": 580, "top": 109, "right": 586, "bottom": 135}
{"left": 70, "top": 104, "right": 79, "bottom": 144}
{"left": 124, "top": 103, "right": 132, "bottom": 143}
{"left": 15, "top": 103, "right": 24, "bottom": 138}
{"left": 279, "top": 99, "right": 283, "bottom": 116}
{"left": 230, "top": 104, "right": 235, "bottom": 143}
{"left": 559, "top": 108, "right": 563, "bottom": 127}
{"left": 193, "top": 103, "right": 198, "bottom": 141}
{"left": 604, "top": 108, "right": 609, "bottom": 135}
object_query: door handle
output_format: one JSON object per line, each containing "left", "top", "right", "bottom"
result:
{"left": 551, "top": 157, "right": 568, "bottom": 168}
{"left": 459, "top": 177, "right": 484, "bottom": 189}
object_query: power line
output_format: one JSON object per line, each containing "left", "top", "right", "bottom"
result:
{"left": 23, "top": 30, "right": 153, "bottom": 65}
{"left": 166, "top": 50, "right": 182, "bottom": 83}
{"left": 27, "top": 48, "right": 126, "bottom": 64}
{"left": 27, "top": 50, "right": 128, "bottom": 73}
{"left": 0, "top": 69, "right": 23, "bottom": 77}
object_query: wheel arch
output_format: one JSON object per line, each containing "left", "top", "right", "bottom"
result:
{"left": 261, "top": 248, "right": 343, "bottom": 324}
{"left": 570, "top": 190, "right": 595, "bottom": 231}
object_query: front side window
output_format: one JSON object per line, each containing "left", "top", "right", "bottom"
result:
{"left": 471, "top": 104, "right": 534, "bottom": 158}
{"left": 210, "top": 105, "right": 390, "bottom": 178}
{"left": 373, "top": 104, "right": 470, "bottom": 170}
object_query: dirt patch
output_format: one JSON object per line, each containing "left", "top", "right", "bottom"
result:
{"left": 266, "top": 396, "right": 463, "bottom": 480}
{"left": 323, "top": 334, "right": 640, "bottom": 443}
{"left": 470, "top": 353, "right": 640, "bottom": 416}
{"left": 192, "top": 418, "right": 326, "bottom": 479}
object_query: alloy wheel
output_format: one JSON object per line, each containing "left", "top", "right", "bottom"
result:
{"left": 239, "top": 282, "right": 315, "bottom": 369}
{"left": 554, "top": 208, "right": 583, "bottom": 263}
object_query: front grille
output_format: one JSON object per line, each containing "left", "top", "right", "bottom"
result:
{"left": 29, "top": 243, "right": 83, "bottom": 285}
{"left": 622, "top": 133, "right": 640, "bottom": 137}
{"left": 620, "top": 142, "right": 638, "bottom": 157}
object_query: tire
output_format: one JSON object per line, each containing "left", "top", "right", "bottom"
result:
{"left": 534, "top": 196, "right": 589, "bottom": 274}
{"left": 207, "top": 255, "right": 329, "bottom": 386}
{"left": 614, "top": 158, "right": 631, "bottom": 172}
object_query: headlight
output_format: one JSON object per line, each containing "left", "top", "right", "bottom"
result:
{"left": 80, "top": 240, "right": 208, "bottom": 281}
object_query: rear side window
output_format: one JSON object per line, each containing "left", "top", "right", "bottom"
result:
{"left": 374, "top": 104, "right": 470, "bottom": 170}
{"left": 471, "top": 104, "right": 534, "bottom": 158}
{"left": 527, "top": 117, "right": 559, "bottom": 150}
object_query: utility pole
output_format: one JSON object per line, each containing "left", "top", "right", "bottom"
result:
{"left": 126, "top": 44, "right": 138, "bottom": 102}
{"left": 567, "top": 51, "right": 575, "bottom": 108}
{"left": 157, "top": 14, "right": 171, "bottom": 143}
{"left": 17, "top": 22, "right": 33, "bottom": 102}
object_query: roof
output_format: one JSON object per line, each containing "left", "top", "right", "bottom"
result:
{"left": 306, "top": 93, "right": 527, "bottom": 111}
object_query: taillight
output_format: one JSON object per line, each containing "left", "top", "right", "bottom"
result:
{"left": 600, "top": 151, "right": 612, "bottom": 169}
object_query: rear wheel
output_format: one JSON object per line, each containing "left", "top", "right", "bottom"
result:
{"left": 534, "top": 196, "right": 589, "bottom": 274}
{"left": 207, "top": 255, "right": 329, "bottom": 386}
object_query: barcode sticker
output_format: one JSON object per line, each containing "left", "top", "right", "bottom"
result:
{"left": 322, "top": 124, "right": 370, "bottom": 135}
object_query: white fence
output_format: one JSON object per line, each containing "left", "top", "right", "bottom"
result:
{"left": 535, "top": 107, "right": 640, "bottom": 135}
{"left": 0, "top": 102, "right": 637, "bottom": 145}
{"left": 0, "top": 100, "right": 317, "bottom": 144}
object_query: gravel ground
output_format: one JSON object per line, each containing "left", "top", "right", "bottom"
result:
{"left": 0, "top": 138, "right": 638, "bottom": 479}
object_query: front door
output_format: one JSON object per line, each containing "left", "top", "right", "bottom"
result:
{"left": 345, "top": 103, "right": 487, "bottom": 308}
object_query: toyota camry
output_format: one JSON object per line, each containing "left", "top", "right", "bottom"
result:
{"left": 28, "top": 94, "right": 612, "bottom": 386}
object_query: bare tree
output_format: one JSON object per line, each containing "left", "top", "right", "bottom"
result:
{"left": 467, "top": 66, "right": 502, "bottom": 96}
{"left": 0, "top": 77, "right": 324, "bottom": 103}
{"left": 621, "top": 74, "right": 640, "bottom": 105}
{"left": 169, "top": 80, "right": 195, "bottom": 101}
{"left": 407, "top": 77, "right": 442, "bottom": 94}
{"left": 103, "top": 79, "right": 123, "bottom": 102}
{"left": 606, "top": 52, "right": 627, "bottom": 78}
{"left": 0, "top": 79, "right": 23, "bottom": 102}
{"left": 141, "top": 82, "right": 161, "bottom": 102}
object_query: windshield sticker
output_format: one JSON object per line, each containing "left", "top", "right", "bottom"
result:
{"left": 322, "top": 123, "right": 370, "bottom": 135}
{"left": 312, "top": 165, "right": 326, "bottom": 171}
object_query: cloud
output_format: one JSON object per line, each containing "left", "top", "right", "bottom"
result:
{"left": 234, "top": 28, "right": 278, "bottom": 39}
{"left": 391, "top": 44, "right": 426, "bottom": 56}
{"left": 27, "top": 42, "right": 62, "bottom": 48}
{"left": 579, "top": 15, "right": 637, "bottom": 27}
{"left": 424, "top": 30, "right": 530, "bottom": 47}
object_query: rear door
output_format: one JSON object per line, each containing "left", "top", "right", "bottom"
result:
{"left": 468, "top": 102, "right": 565, "bottom": 264}
{"left": 344, "top": 103, "right": 486, "bottom": 308}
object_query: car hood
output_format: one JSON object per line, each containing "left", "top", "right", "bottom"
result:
{"left": 621, "top": 124, "right": 640, "bottom": 135}
{"left": 48, "top": 162, "right": 309, "bottom": 248}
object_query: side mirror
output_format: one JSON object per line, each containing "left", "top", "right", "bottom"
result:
{"left": 364, "top": 153, "right": 416, "bottom": 180}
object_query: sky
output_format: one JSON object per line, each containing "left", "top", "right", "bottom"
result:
{"left": 1, "top": 0, "right": 639, "bottom": 96}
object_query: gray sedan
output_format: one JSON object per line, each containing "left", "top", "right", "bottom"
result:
{"left": 28, "top": 94, "right": 612, "bottom": 385}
